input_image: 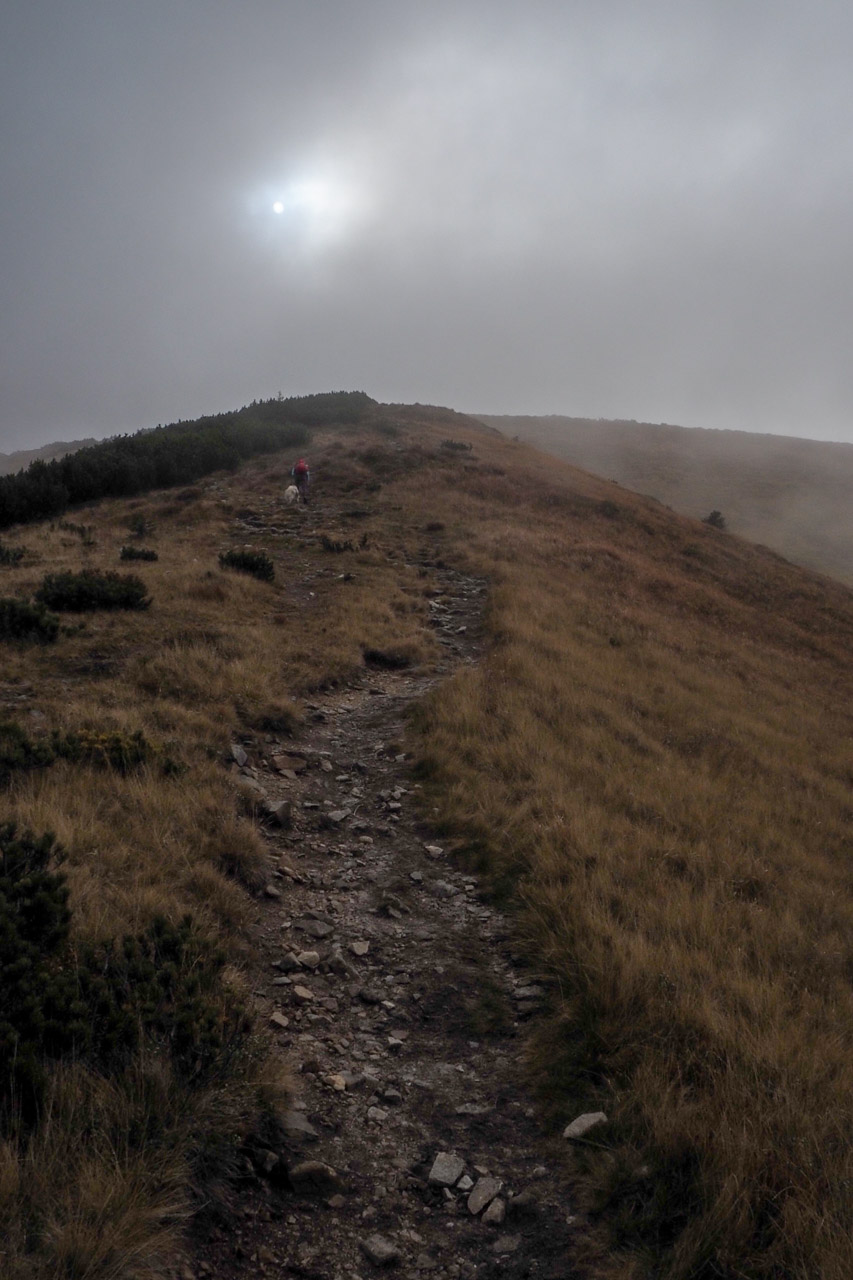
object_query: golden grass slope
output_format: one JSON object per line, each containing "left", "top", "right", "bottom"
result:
{"left": 476, "top": 412, "right": 853, "bottom": 586}
{"left": 401, "top": 424, "right": 853, "bottom": 1279}
{"left": 2, "top": 407, "right": 853, "bottom": 1278}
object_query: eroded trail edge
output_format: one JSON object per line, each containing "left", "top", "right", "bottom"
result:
{"left": 188, "top": 568, "right": 580, "bottom": 1280}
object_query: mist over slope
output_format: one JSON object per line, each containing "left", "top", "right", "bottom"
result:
{"left": 476, "top": 413, "right": 853, "bottom": 584}
{"left": 0, "top": 438, "right": 99, "bottom": 475}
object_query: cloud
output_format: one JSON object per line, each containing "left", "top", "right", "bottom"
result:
{"left": 2, "top": 1, "right": 853, "bottom": 449}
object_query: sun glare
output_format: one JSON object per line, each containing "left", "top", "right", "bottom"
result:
{"left": 260, "top": 172, "right": 368, "bottom": 253}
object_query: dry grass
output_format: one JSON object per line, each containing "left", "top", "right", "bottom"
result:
{"left": 401, "top": 424, "right": 853, "bottom": 1278}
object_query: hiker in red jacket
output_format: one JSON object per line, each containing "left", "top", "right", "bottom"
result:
{"left": 291, "top": 458, "right": 310, "bottom": 504}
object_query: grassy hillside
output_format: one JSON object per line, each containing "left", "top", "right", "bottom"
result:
{"left": 476, "top": 413, "right": 853, "bottom": 586}
{"left": 2, "top": 404, "right": 852, "bottom": 1277}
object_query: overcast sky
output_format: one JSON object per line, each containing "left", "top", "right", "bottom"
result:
{"left": 2, "top": 0, "right": 853, "bottom": 452}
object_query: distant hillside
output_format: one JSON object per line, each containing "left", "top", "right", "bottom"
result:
{"left": 475, "top": 414, "right": 853, "bottom": 584}
{"left": 0, "top": 437, "right": 98, "bottom": 475}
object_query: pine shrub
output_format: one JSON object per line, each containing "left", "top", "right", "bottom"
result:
{"left": 0, "top": 721, "right": 180, "bottom": 785}
{"left": 36, "top": 569, "right": 151, "bottom": 611}
{"left": 0, "top": 824, "right": 86, "bottom": 1121}
{"left": 218, "top": 548, "right": 274, "bottom": 582}
{"left": 0, "top": 822, "right": 251, "bottom": 1126}
{"left": 127, "top": 515, "right": 153, "bottom": 539}
{"left": 77, "top": 915, "right": 251, "bottom": 1082}
{"left": 0, "top": 720, "right": 56, "bottom": 784}
{"left": 120, "top": 545, "right": 158, "bottom": 561}
{"left": 0, "top": 596, "right": 60, "bottom": 642}
{"left": 0, "top": 542, "right": 24, "bottom": 566}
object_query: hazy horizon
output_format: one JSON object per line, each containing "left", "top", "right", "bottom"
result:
{"left": 5, "top": 399, "right": 853, "bottom": 462}
{"left": 3, "top": 2, "right": 853, "bottom": 452}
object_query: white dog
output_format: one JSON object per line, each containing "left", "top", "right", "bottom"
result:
{"left": 283, "top": 485, "right": 300, "bottom": 505}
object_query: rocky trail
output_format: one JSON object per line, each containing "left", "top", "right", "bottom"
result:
{"left": 182, "top": 515, "right": 588, "bottom": 1280}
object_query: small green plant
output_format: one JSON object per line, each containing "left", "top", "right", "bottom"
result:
{"left": 58, "top": 519, "right": 95, "bottom": 545}
{"left": 598, "top": 499, "right": 622, "bottom": 519}
{"left": 127, "top": 515, "right": 153, "bottom": 539}
{"left": 440, "top": 439, "right": 472, "bottom": 452}
{"left": 120, "top": 545, "right": 158, "bottom": 561}
{"left": 0, "top": 596, "right": 60, "bottom": 642}
{"left": 0, "top": 721, "right": 181, "bottom": 785}
{"left": 703, "top": 510, "right": 726, "bottom": 529}
{"left": 36, "top": 570, "right": 151, "bottom": 611}
{"left": 58, "top": 727, "right": 154, "bottom": 773}
{"left": 218, "top": 548, "right": 274, "bottom": 581}
{"left": 0, "top": 541, "right": 25, "bottom": 566}
{"left": 0, "top": 721, "right": 56, "bottom": 784}
{"left": 320, "top": 534, "right": 355, "bottom": 553}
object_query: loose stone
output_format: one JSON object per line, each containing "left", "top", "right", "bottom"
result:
{"left": 300, "top": 919, "right": 335, "bottom": 939}
{"left": 467, "top": 1176, "right": 503, "bottom": 1215}
{"left": 481, "top": 1197, "right": 506, "bottom": 1226}
{"left": 563, "top": 1111, "right": 608, "bottom": 1140}
{"left": 265, "top": 799, "right": 293, "bottom": 828}
{"left": 281, "top": 1111, "right": 319, "bottom": 1143}
{"left": 428, "top": 1152, "right": 466, "bottom": 1187}
{"left": 360, "top": 1234, "right": 401, "bottom": 1267}
{"left": 289, "top": 1161, "right": 344, "bottom": 1197}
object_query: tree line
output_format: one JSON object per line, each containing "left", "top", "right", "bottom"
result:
{"left": 0, "top": 391, "right": 375, "bottom": 530}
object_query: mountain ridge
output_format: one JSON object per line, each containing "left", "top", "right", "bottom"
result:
{"left": 2, "top": 401, "right": 852, "bottom": 1278}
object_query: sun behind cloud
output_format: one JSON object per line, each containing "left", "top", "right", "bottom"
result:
{"left": 260, "top": 172, "right": 371, "bottom": 255}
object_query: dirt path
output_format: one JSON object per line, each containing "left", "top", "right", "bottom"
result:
{"left": 182, "top": 563, "right": 585, "bottom": 1280}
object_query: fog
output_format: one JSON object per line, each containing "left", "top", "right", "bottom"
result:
{"left": 2, "top": 1, "right": 853, "bottom": 451}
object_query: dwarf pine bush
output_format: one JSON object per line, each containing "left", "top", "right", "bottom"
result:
{"left": 120, "top": 545, "right": 158, "bottom": 561}
{"left": 0, "top": 824, "right": 85, "bottom": 1121}
{"left": 0, "top": 821, "right": 252, "bottom": 1127}
{"left": 218, "top": 548, "right": 274, "bottom": 581}
{"left": 0, "top": 721, "right": 180, "bottom": 785}
{"left": 0, "top": 541, "right": 25, "bottom": 566}
{"left": 36, "top": 569, "right": 150, "bottom": 611}
{"left": 0, "top": 596, "right": 60, "bottom": 642}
